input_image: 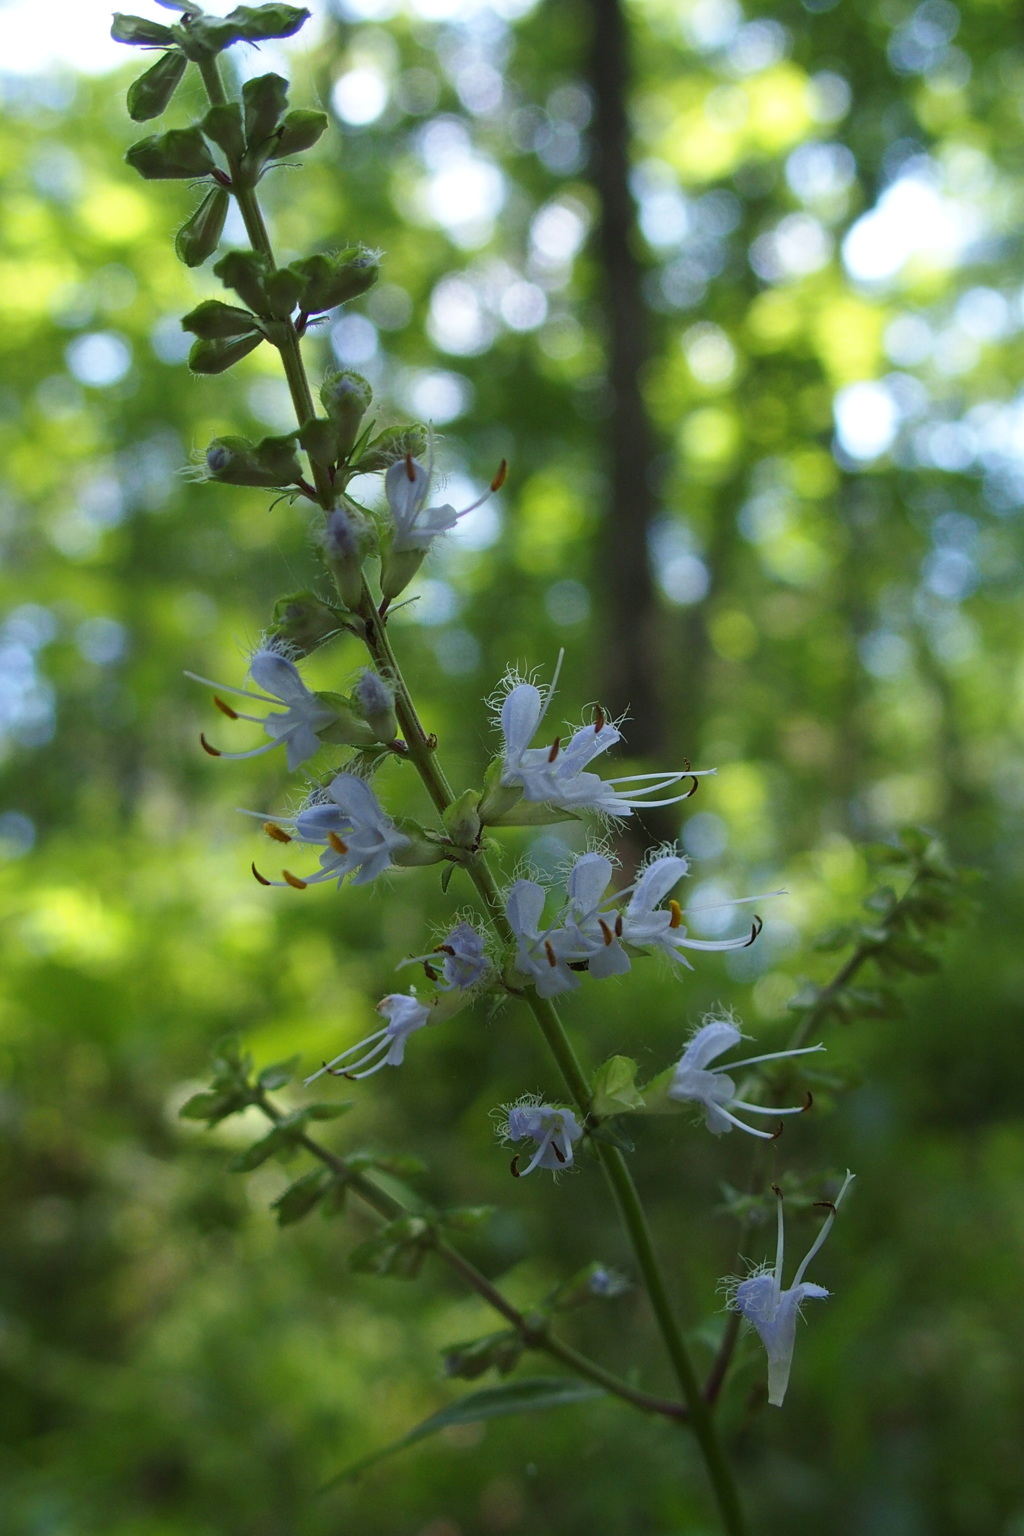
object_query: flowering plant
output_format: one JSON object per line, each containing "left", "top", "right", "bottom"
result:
{"left": 113, "top": 10, "right": 965, "bottom": 1531}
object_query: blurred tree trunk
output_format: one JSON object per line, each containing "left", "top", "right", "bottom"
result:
{"left": 585, "top": 0, "right": 664, "bottom": 760}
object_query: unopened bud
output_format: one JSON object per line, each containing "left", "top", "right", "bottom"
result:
{"left": 126, "top": 127, "right": 215, "bottom": 180}
{"left": 204, "top": 433, "right": 302, "bottom": 487}
{"left": 442, "top": 789, "right": 482, "bottom": 850}
{"left": 322, "top": 505, "right": 373, "bottom": 609}
{"left": 127, "top": 50, "right": 187, "bottom": 122}
{"left": 379, "top": 544, "right": 426, "bottom": 604}
{"left": 175, "top": 187, "right": 230, "bottom": 268}
{"left": 202, "top": 103, "right": 246, "bottom": 159}
{"left": 268, "top": 591, "right": 345, "bottom": 654}
{"left": 182, "top": 300, "right": 259, "bottom": 339}
{"left": 355, "top": 424, "right": 428, "bottom": 474}
{"left": 242, "top": 72, "right": 289, "bottom": 151}
{"left": 213, "top": 250, "right": 272, "bottom": 315}
{"left": 320, "top": 371, "right": 372, "bottom": 460}
{"left": 272, "top": 108, "right": 328, "bottom": 159}
{"left": 290, "top": 247, "right": 379, "bottom": 315}
{"left": 354, "top": 670, "right": 398, "bottom": 744}
{"left": 111, "top": 13, "right": 176, "bottom": 46}
{"left": 189, "top": 331, "right": 264, "bottom": 375}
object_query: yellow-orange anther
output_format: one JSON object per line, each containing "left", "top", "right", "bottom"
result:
{"left": 328, "top": 831, "right": 348, "bottom": 855}
{"left": 490, "top": 458, "right": 508, "bottom": 492}
{"left": 598, "top": 918, "right": 614, "bottom": 946}
{"left": 544, "top": 939, "right": 557, "bottom": 967}
{"left": 263, "top": 822, "right": 291, "bottom": 844}
{"left": 282, "top": 870, "right": 308, "bottom": 890}
{"left": 668, "top": 900, "right": 683, "bottom": 930}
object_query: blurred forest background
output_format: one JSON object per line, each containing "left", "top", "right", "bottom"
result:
{"left": 2, "top": 0, "right": 1024, "bottom": 1531}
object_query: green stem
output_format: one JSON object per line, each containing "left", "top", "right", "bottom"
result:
{"left": 254, "top": 1094, "right": 685, "bottom": 1422}
{"left": 192, "top": 58, "right": 746, "bottom": 1534}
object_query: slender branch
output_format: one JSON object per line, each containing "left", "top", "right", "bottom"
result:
{"left": 254, "top": 1092, "right": 686, "bottom": 1421}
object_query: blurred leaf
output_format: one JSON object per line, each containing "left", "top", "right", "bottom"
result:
{"left": 324, "top": 1378, "right": 605, "bottom": 1485}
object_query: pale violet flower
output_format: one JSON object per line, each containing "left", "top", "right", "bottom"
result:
{"left": 561, "top": 852, "right": 630, "bottom": 978}
{"left": 400, "top": 920, "right": 491, "bottom": 991}
{"left": 188, "top": 646, "right": 337, "bottom": 772}
{"left": 496, "top": 663, "right": 710, "bottom": 818}
{"left": 668, "top": 1019, "right": 825, "bottom": 1139}
{"left": 385, "top": 452, "right": 504, "bottom": 554}
{"left": 252, "top": 771, "right": 410, "bottom": 889}
{"left": 727, "top": 1171, "right": 855, "bottom": 1406}
{"left": 505, "top": 878, "right": 582, "bottom": 997}
{"left": 305, "top": 993, "right": 434, "bottom": 1084}
{"left": 619, "top": 856, "right": 769, "bottom": 969}
{"left": 499, "top": 1096, "right": 583, "bottom": 1177}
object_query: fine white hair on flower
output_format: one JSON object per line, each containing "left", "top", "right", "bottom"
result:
{"left": 494, "top": 1093, "right": 583, "bottom": 1179}
{"left": 667, "top": 1018, "right": 825, "bottom": 1139}
{"left": 726, "top": 1172, "right": 855, "bottom": 1406}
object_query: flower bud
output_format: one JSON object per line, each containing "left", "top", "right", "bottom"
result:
{"left": 204, "top": 433, "right": 302, "bottom": 487}
{"left": 311, "top": 695, "right": 377, "bottom": 748}
{"left": 290, "top": 248, "right": 379, "bottom": 315}
{"left": 267, "top": 591, "right": 345, "bottom": 654}
{"left": 174, "top": 187, "right": 230, "bottom": 268}
{"left": 182, "top": 299, "right": 259, "bottom": 339}
{"left": 265, "top": 266, "right": 304, "bottom": 320}
{"left": 442, "top": 789, "right": 482, "bottom": 850}
{"left": 202, "top": 103, "right": 246, "bottom": 159}
{"left": 320, "top": 371, "right": 372, "bottom": 460}
{"left": 272, "top": 109, "right": 328, "bottom": 159}
{"left": 242, "top": 72, "right": 289, "bottom": 151}
{"left": 355, "top": 424, "right": 428, "bottom": 474}
{"left": 125, "top": 127, "right": 215, "bottom": 180}
{"left": 354, "top": 670, "right": 398, "bottom": 744}
{"left": 189, "top": 331, "right": 264, "bottom": 375}
{"left": 213, "top": 250, "right": 272, "bottom": 314}
{"left": 111, "top": 13, "right": 176, "bottom": 46}
{"left": 379, "top": 543, "right": 426, "bottom": 604}
{"left": 391, "top": 837, "right": 446, "bottom": 869}
{"left": 322, "top": 505, "right": 373, "bottom": 609}
{"left": 127, "top": 51, "right": 187, "bottom": 122}
{"left": 297, "top": 417, "right": 341, "bottom": 468}
{"left": 196, "top": 3, "right": 310, "bottom": 49}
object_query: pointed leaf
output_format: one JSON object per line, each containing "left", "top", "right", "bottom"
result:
{"left": 323, "top": 1378, "right": 605, "bottom": 1487}
{"left": 590, "top": 1055, "right": 644, "bottom": 1117}
{"left": 273, "top": 1167, "right": 329, "bottom": 1225}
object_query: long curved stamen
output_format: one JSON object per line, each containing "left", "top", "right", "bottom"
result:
{"left": 518, "top": 1129, "right": 556, "bottom": 1177}
{"left": 200, "top": 735, "right": 278, "bottom": 761}
{"left": 730, "top": 1098, "right": 811, "bottom": 1117}
{"left": 773, "top": 1184, "right": 786, "bottom": 1292}
{"left": 711, "top": 1103, "right": 786, "bottom": 1140}
{"left": 792, "top": 1171, "right": 855, "bottom": 1287}
{"left": 304, "top": 1027, "right": 390, "bottom": 1083}
{"left": 673, "top": 929, "right": 762, "bottom": 951}
{"left": 721, "top": 1043, "right": 825, "bottom": 1071}
{"left": 184, "top": 670, "right": 280, "bottom": 705}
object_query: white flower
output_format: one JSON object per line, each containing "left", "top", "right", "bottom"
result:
{"left": 385, "top": 452, "right": 503, "bottom": 554}
{"left": 400, "top": 920, "right": 491, "bottom": 991}
{"left": 305, "top": 993, "right": 434, "bottom": 1084}
{"left": 497, "top": 668, "right": 710, "bottom": 818}
{"left": 561, "top": 852, "right": 631, "bottom": 978}
{"left": 727, "top": 1171, "right": 855, "bottom": 1406}
{"left": 252, "top": 771, "right": 410, "bottom": 889}
{"left": 668, "top": 1019, "right": 825, "bottom": 1139}
{"left": 505, "top": 878, "right": 582, "bottom": 997}
{"left": 619, "top": 856, "right": 769, "bottom": 969}
{"left": 499, "top": 1095, "right": 583, "bottom": 1177}
{"left": 188, "top": 646, "right": 337, "bottom": 772}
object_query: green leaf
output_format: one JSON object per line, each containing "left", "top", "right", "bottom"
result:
{"left": 243, "top": 72, "right": 289, "bottom": 151}
{"left": 111, "top": 14, "right": 177, "bottom": 45}
{"left": 442, "top": 1330, "right": 523, "bottom": 1381}
{"left": 174, "top": 187, "right": 229, "bottom": 268}
{"left": 272, "top": 1168, "right": 329, "bottom": 1225}
{"left": 590, "top": 1055, "right": 644, "bottom": 1117}
{"left": 257, "top": 1056, "right": 301, "bottom": 1090}
{"left": 127, "top": 51, "right": 187, "bottom": 121}
{"left": 228, "top": 1124, "right": 292, "bottom": 1172}
{"left": 182, "top": 300, "right": 259, "bottom": 339}
{"left": 178, "top": 1090, "right": 246, "bottom": 1123}
{"left": 348, "top": 1215, "right": 431, "bottom": 1279}
{"left": 323, "top": 1378, "right": 605, "bottom": 1487}
{"left": 125, "top": 127, "right": 215, "bottom": 180}
{"left": 189, "top": 332, "right": 264, "bottom": 376}
{"left": 484, "top": 800, "right": 581, "bottom": 827}
{"left": 213, "top": 250, "right": 272, "bottom": 314}
{"left": 202, "top": 103, "right": 246, "bottom": 159}
{"left": 306, "top": 1102, "right": 355, "bottom": 1120}
{"left": 439, "top": 1205, "right": 495, "bottom": 1233}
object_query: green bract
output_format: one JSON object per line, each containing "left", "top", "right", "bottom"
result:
{"left": 174, "top": 187, "right": 229, "bottom": 267}
{"left": 126, "top": 51, "right": 187, "bottom": 121}
{"left": 125, "top": 127, "right": 215, "bottom": 180}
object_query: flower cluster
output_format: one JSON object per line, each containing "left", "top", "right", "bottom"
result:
{"left": 506, "top": 852, "right": 765, "bottom": 998}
